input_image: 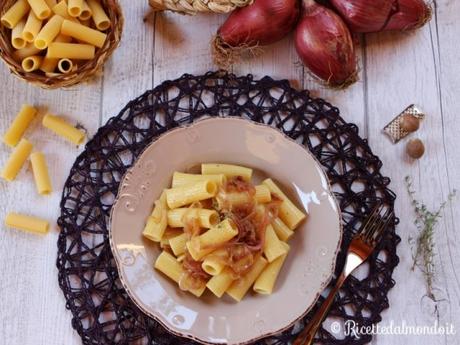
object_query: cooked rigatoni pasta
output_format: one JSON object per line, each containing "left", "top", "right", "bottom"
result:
{"left": 23, "top": 11, "right": 42, "bottom": 42}
{"left": 67, "top": 0, "right": 83, "bottom": 17}
{"left": 5, "top": 212, "right": 49, "bottom": 234}
{"left": 1, "top": 0, "right": 30, "bottom": 29}
{"left": 165, "top": 180, "right": 217, "bottom": 209}
{"left": 169, "top": 233, "right": 187, "bottom": 256}
{"left": 159, "top": 228, "right": 182, "bottom": 249}
{"left": 202, "top": 163, "right": 252, "bottom": 181}
{"left": 171, "top": 171, "right": 226, "bottom": 188}
{"left": 167, "top": 208, "right": 219, "bottom": 228}
{"left": 87, "top": 0, "right": 110, "bottom": 30}
{"left": 11, "top": 19, "right": 27, "bottom": 49}
{"left": 47, "top": 42, "right": 95, "bottom": 59}
{"left": 263, "top": 178, "right": 307, "bottom": 229}
{"left": 142, "top": 192, "right": 167, "bottom": 242}
{"left": 148, "top": 164, "right": 307, "bottom": 300}
{"left": 42, "top": 113, "right": 85, "bottom": 145}
{"left": 155, "top": 251, "right": 206, "bottom": 297}
{"left": 201, "top": 248, "right": 227, "bottom": 276}
{"left": 3, "top": 104, "right": 37, "bottom": 147}
{"left": 271, "top": 217, "right": 294, "bottom": 241}
{"left": 34, "top": 14, "right": 64, "bottom": 49}
{"left": 254, "top": 242, "right": 289, "bottom": 294}
{"left": 30, "top": 151, "right": 52, "bottom": 195}
{"left": 226, "top": 256, "right": 268, "bottom": 302}
{"left": 1, "top": 138, "right": 33, "bottom": 181}
{"left": 22, "top": 55, "right": 43, "bottom": 71}
{"left": 61, "top": 19, "right": 106, "bottom": 48}
{"left": 186, "top": 218, "right": 238, "bottom": 260}
{"left": 27, "top": 0, "right": 52, "bottom": 19}
{"left": 263, "top": 224, "right": 288, "bottom": 262}
{"left": 206, "top": 267, "right": 235, "bottom": 297}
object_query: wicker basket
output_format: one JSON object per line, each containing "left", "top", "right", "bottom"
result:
{"left": 0, "top": 0, "right": 123, "bottom": 89}
{"left": 149, "top": 0, "right": 253, "bottom": 15}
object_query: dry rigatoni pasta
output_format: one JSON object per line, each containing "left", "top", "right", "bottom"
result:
{"left": 47, "top": 42, "right": 95, "bottom": 59}
{"left": 3, "top": 104, "right": 37, "bottom": 147}
{"left": 11, "top": 19, "right": 27, "bottom": 49}
{"left": 34, "top": 14, "right": 64, "bottom": 49}
{"left": 86, "top": 0, "right": 110, "bottom": 30}
{"left": 30, "top": 152, "right": 52, "bottom": 195}
{"left": 42, "top": 113, "right": 86, "bottom": 145}
{"left": 5, "top": 213, "right": 49, "bottom": 234}
{"left": 1, "top": 138, "right": 33, "bottom": 181}
{"left": 22, "top": 55, "right": 43, "bottom": 71}
{"left": 22, "top": 10, "right": 42, "bottom": 42}
{"left": 1, "top": 0, "right": 30, "bottom": 29}
{"left": 61, "top": 19, "right": 106, "bottom": 47}
{"left": 27, "top": 0, "right": 52, "bottom": 19}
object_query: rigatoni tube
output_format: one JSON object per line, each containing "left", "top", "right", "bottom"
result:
{"left": 27, "top": 0, "right": 52, "bottom": 19}
{"left": 22, "top": 55, "right": 43, "bottom": 72}
{"left": 186, "top": 218, "right": 238, "bottom": 260}
{"left": 3, "top": 104, "right": 37, "bottom": 147}
{"left": 201, "top": 163, "right": 252, "bottom": 181}
{"left": 167, "top": 208, "right": 219, "bottom": 228}
{"left": 11, "top": 19, "right": 27, "bottom": 49}
{"left": 68, "top": 0, "right": 83, "bottom": 17}
{"left": 262, "top": 178, "right": 306, "bottom": 229}
{"left": 57, "top": 58, "right": 73, "bottom": 73}
{"left": 206, "top": 267, "right": 235, "bottom": 297}
{"left": 226, "top": 256, "right": 268, "bottom": 302}
{"left": 87, "top": 0, "right": 110, "bottom": 30}
{"left": 171, "top": 172, "right": 226, "bottom": 188}
{"left": 154, "top": 251, "right": 206, "bottom": 297}
{"left": 79, "top": 1, "right": 92, "bottom": 21}
{"left": 34, "top": 14, "right": 64, "bottom": 49}
{"left": 1, "top": 0, "right": 30, "bottom": 29}
{"left": 13, "top": 43, "right": 41, "bottom": 61}
{"left": 1, "top": 139, "right": 33, "bottom": 181}
{"left": 30, "top": 152, "right": 52, "bottom": 195}
{"left": 23, "top": 11, "right": 43, "bottom": 42}
{"left": 61, "top": 19, "right": 107, "bottom": 48}
{"left": 165, "top": 180, "right": 217, "bottom": 209}
{"left": 254, "top": 242, "right": 289, "bottom": 294}
{"left": 47, "top": 42, "right": 95, "bottom": 59}
{"left": 263, "top": 224, "right": 288, "bottom": 262}
{"left": 5, "top": 213, "right": 49, "bottom": 234}
{"left": 42, "top": 114, "right": 86, "bottom": 145}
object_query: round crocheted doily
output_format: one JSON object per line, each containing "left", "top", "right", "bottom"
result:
{"left": 57, "top": 72, "right": 400, "bottom": 345}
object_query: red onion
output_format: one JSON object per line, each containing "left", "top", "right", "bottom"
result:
{"left": 329, "top": 0, "right": 394, "bottom": 33}
{"left": 294, "top": 0, "right": 357, "bottom": 87}
{"left": 212, "top": 0, "right": 299, "bottom": 68}
{"left": 330, "top": 0, "right": 431, "bottom": 33}
{"left": 384, "top": 0, "right": 432, "bottom": 31}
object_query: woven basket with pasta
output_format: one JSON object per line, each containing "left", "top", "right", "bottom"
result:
{"left": 149, "top": 0, "right": 253, "bottom": 15}
{"left": 0, "top": 0, "right": 123, "bottom": 89}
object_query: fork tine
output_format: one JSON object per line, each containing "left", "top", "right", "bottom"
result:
{"left": 363, "top": 208, "right": 393, "bottom": 244}
{"left": 360, "top": 203, "right": 383, "bottom": 234}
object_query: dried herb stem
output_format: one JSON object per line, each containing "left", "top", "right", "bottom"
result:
{"left": 405, "top": 176, "right": 456, "bottom": 300}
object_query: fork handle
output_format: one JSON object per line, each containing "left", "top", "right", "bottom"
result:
{"left": 293, "top": 273, "right": 347, "bottom": 345}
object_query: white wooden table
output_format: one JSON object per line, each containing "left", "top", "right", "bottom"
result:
{"left": 0, "top": 1, "right": 459, "bottom": 344}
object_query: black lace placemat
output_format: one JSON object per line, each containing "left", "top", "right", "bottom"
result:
{"left": 57, "top": 71, "right": 401, "bottom": 345}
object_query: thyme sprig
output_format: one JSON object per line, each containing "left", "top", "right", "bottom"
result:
{"left": 405, "top": 176, "right": 456, "bottom": 301}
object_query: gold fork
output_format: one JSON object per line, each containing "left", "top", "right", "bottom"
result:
{"left": 293, "top": 205, "right": 394, "bottom": 345}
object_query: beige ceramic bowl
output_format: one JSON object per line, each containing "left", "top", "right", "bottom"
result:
{"left": 109, "top": 117, "right": 342, "bottom": 344}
